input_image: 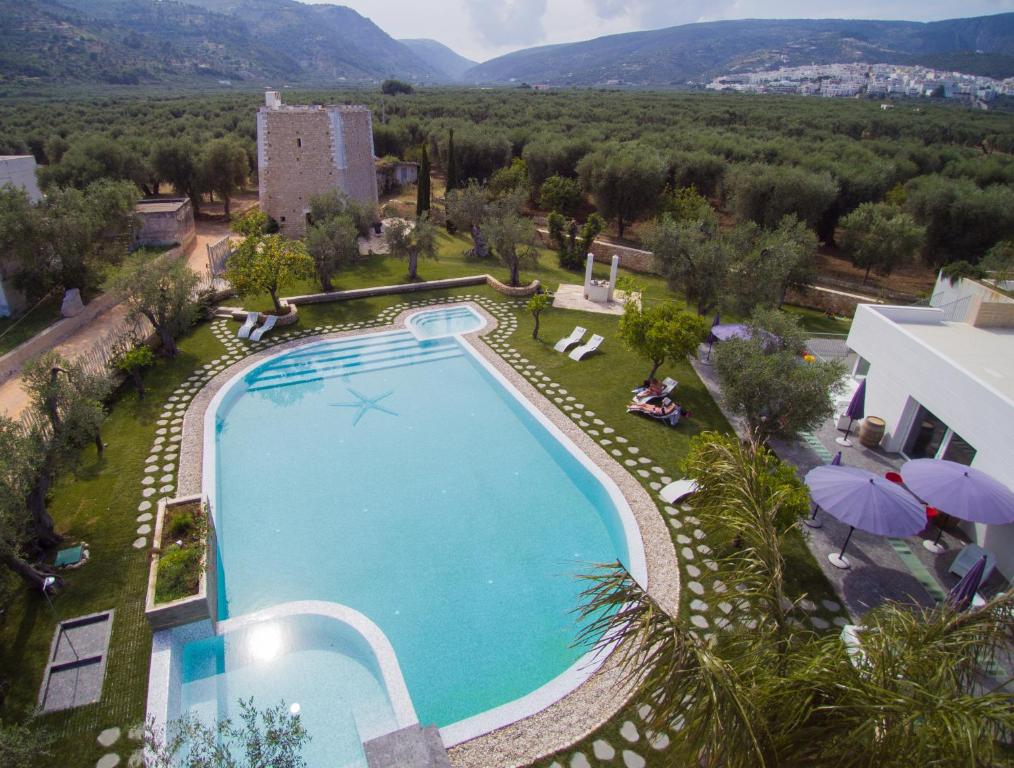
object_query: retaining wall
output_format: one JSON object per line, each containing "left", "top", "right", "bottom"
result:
{"left": 145, "top": 495, "right": 216, "bottom": 631}
{"left": 0, "top": 243, "right": 188, "bottom": 385}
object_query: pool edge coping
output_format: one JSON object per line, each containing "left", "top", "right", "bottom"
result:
{"left": 171, "top": 298, "right": 680, "bottom": 768}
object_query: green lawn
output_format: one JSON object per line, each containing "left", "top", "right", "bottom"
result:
{"left": 0, "top": 295, "right": 63, "bottom": 356}
{"left": 0, "top": 253, "right": 848, "bottom": 767}
{"left": 237, "top": 230, "right": 674, "bottom": 313}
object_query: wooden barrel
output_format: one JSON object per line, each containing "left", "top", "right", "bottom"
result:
{"left": 859, "top": 417, "right": 886, "bottom": 448}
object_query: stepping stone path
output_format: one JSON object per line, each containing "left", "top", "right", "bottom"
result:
{"left": 592, "top": 740, "right": 615, "bottom": 760}
{"left": 96, "top": 755, "right": 120, "bottom": 768}
{"left": 97, "top": 727, "right": 120, "bottom": 748}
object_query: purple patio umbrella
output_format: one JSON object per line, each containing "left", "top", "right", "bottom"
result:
{"left": 805, "top": 465, "right": 927, "bottom": 569}
{"left": 835, "top": 379, "right": 866, "bottom": 447}
{"left": 901, "top": 458, "right": 1014, "bottom": 553}
{"left": 945, "top": 555, "right": 988, "bottom": 612}
{"left": 804, "top": 451, "right": 842, "bottom": 529}
{"left": 705, "top": 323, "right": 752, "bottom": 360}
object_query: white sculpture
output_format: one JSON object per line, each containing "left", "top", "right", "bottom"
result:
{"left": 583, "top": 253, "right": 620, "bottom": 304}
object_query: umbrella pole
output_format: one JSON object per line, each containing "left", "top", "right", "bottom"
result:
{"left": 923, "top": 512, "right": 949, "bottom": 554}
{"left": 804, "top": 503, "right": 822, "bottom": 528}
{"left": 835, "top": 418, "right": 855, "bottom": 447}
{"left": 828, "top": 526, "right": 854, "bottom": 569}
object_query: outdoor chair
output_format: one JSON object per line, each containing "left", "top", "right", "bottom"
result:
{"left": 632, "top": 376, "right": 678, "bottom": 404}
{"left": 949, "top": 543, "right": 996, "bottom": 583}
{"left": 237, "top": 311, "right": 259, "bottom": 339}
{"left": 627, "top": 397, "right": 682, "bottom": 427}
{"left": 250, "top": 314, "right": 278, "bottom": 342}
{"left": 660, "top": 478, "right": 698, "bottom": 504}
{"left": 568, "top": 333, "right": 604, "bottom": 361}
{"left": 553, "top": 326, "right": 586, "bottom": 353}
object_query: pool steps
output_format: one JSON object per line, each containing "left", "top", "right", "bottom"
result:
{"left": 245, "top": 332, "right": 464, "bottom": 392}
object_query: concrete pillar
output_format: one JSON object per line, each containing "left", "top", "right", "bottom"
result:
{"left": 584, "top": 253, "right": 595, "bottom": 299}
{"left": 608, "top": 254, "right": 620, "bottom": 302}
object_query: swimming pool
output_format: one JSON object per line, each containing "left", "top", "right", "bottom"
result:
{"left": 175, "top": 305, "right": 645, "bottom": 765}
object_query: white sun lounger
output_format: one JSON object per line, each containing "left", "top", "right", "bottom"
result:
{"left": 568, "top": 333, "right": 604, "bottom": 361}
{"left": 237, "top": 311, "right": 259, "bottom": 339}
{"left": 249, "top": 314, "right": 278, "bottom": 342}
{"left": 659, "top": 478, "right": 699, "bottom": 504}
{"left": 554, "top": 325, "right": 587, "bottom": 353}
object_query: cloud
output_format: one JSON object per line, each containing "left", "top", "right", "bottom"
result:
{"left": 464, "top": 0, "right": 550, "bottom": 46}
{"left": 586, "top": 0, "right": 738, "bottom": 28}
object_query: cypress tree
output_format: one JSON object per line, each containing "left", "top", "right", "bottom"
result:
{"left": 446, "top": 128, "right": 458, "bottom": 192}
{"left": 417, "top": 144, "right": 431, "bottom": 217}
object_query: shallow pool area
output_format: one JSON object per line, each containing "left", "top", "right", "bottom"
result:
{"left": 407, "top": 304, "right": 486, "bottom": 339}
{"left": 158, "top": 305, "right": 647, "bottom": 766}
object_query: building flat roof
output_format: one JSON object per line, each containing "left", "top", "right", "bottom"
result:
{"left": 136, "top": 198, "right": 188, "bottom": 214}
{"left": 882, "top": 310, "right": 1014, "bottom": 403}
{"left": 0, "top": 155, "right": 34, "bottom": 161}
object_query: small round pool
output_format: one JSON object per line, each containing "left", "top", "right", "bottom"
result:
{"left": 407, "top": 305, "right": 486, "bottom": 339}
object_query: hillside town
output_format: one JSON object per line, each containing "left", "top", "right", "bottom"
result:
{"left": 706, "top": 62, "right": 1013, "bottom": 105}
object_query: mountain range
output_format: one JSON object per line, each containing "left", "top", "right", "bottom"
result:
{"left": 1, "top": 1, "right": 1012, "bottom": 90}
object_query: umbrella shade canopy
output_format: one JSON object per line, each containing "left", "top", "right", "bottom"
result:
{"left": 710, "top": 323, "right": 752, "bottom": 342}
{"left": 805, "top": 465, "right": 927, "bottom": 536}
{"left": 901, "top": 459, "right": 1014, "bottom": 525}
{"left": 845, "top": 379, "right": 866, "bottom": 421}
{"left": 946, "top": 555, "right": 987, "bottom": 611}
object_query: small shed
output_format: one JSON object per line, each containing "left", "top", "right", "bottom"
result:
{"left": 376, "top": 159, "right": 419, "bottom": 195}
{"left": 134, "top": 198, "right": 195, "bottom": 249}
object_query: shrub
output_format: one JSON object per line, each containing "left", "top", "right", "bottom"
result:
{"left": 167, "top": 509, "right": 196, "bottom": 540}
{"left": 155, "top": 545, "right": 202, "bottom": 603}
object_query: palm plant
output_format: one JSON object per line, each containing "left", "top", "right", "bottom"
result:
{"left": 575, "top": 433, "right": 1014, "bottom": 768}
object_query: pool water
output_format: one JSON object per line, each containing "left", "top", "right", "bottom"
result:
{"left": 407, "top": 305, "right": 485, "bottom": 338}
{"left": 180, "top": 615, "right": 398, "bottom": 768}
{"left": 183, "top": 307, "right": 639, "bottom": 765}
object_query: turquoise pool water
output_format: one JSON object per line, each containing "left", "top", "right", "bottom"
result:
{"left": 407, "top": 305, "right": 485, "bottom": 338}
{"left": 180, "top": 615, "right": 398, "bottom": 768}
{"left": 182, "top": 308, "right": 639, "bottom": 764}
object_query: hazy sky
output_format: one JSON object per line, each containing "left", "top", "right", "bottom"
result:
{"left": 304, "top": 0, "right": 1014, "bottom": 62}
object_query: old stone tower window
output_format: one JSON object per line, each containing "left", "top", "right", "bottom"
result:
{"left": 297, "top": 137, "right": 302, "bottom": 148}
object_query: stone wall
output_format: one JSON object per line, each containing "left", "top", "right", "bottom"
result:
{"left": 258, "top": 104, "right": 379, "bottom": 239}
{"left": 536, "top": 229, "right": 657, "bottom": 274}
{"left": 0, "top": 243, "right": 188, "bottom": 384}
{"left": 485, "top": 276, "right": 540, "bottom": 297}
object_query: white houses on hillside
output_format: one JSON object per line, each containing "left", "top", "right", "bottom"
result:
{"left": 846, "top": 273, "right": 1014, "bottom": 577}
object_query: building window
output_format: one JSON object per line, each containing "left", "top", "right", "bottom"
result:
{"left": 903, "top": 405, "right": 948, "bottom": 459}
{"left": 854, "top": 356, "right": 870, "bottom": 378}
{"left": 941, "top": 431, "right": 976, "bottom": 465}
{"left": 297, "top": 137, "right": 302, "bottom": 148}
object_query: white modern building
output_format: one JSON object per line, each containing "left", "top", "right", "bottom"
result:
{"left": 0, "top": 155, "right": 42, "bottom": 317}
{"left": 846, "top": 273, "right": 1014, "bottom": 577}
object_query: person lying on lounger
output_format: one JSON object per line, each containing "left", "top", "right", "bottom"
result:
{"left": 627, "top": 397, "right": 688, "bottom": 425}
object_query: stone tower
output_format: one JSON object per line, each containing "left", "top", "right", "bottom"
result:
{"left": 256, "top": 91, "right": 379, "bottom": 238}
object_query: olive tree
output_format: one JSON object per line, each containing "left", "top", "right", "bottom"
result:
{"left": 385, "top": 214, "right": 438, "bottom": 281}
{"left": 649, "top": 212, "right": 739, "bottom": 316}
{"left": 145, "top": 699, "right": 309, "bottom": 768}
{"left": 839, "top": 203, "right": 924, "bottom": 282}
{"left": 484, "top": 194, "right": 538, "bottom": 287}
{"left": 577, "top": 144, "right": 666, "bottom": 237}
{"left": 113, "top": 254, "right": 200, "bottom": 358}
{"left": 712, "top": 309, "right": 845, "bottom": 445}
{"left": 445, "top": 181, "right": 490, "bottom": 258}
{"left": 202, "top": 137, "right": 249, "bottom": 219}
